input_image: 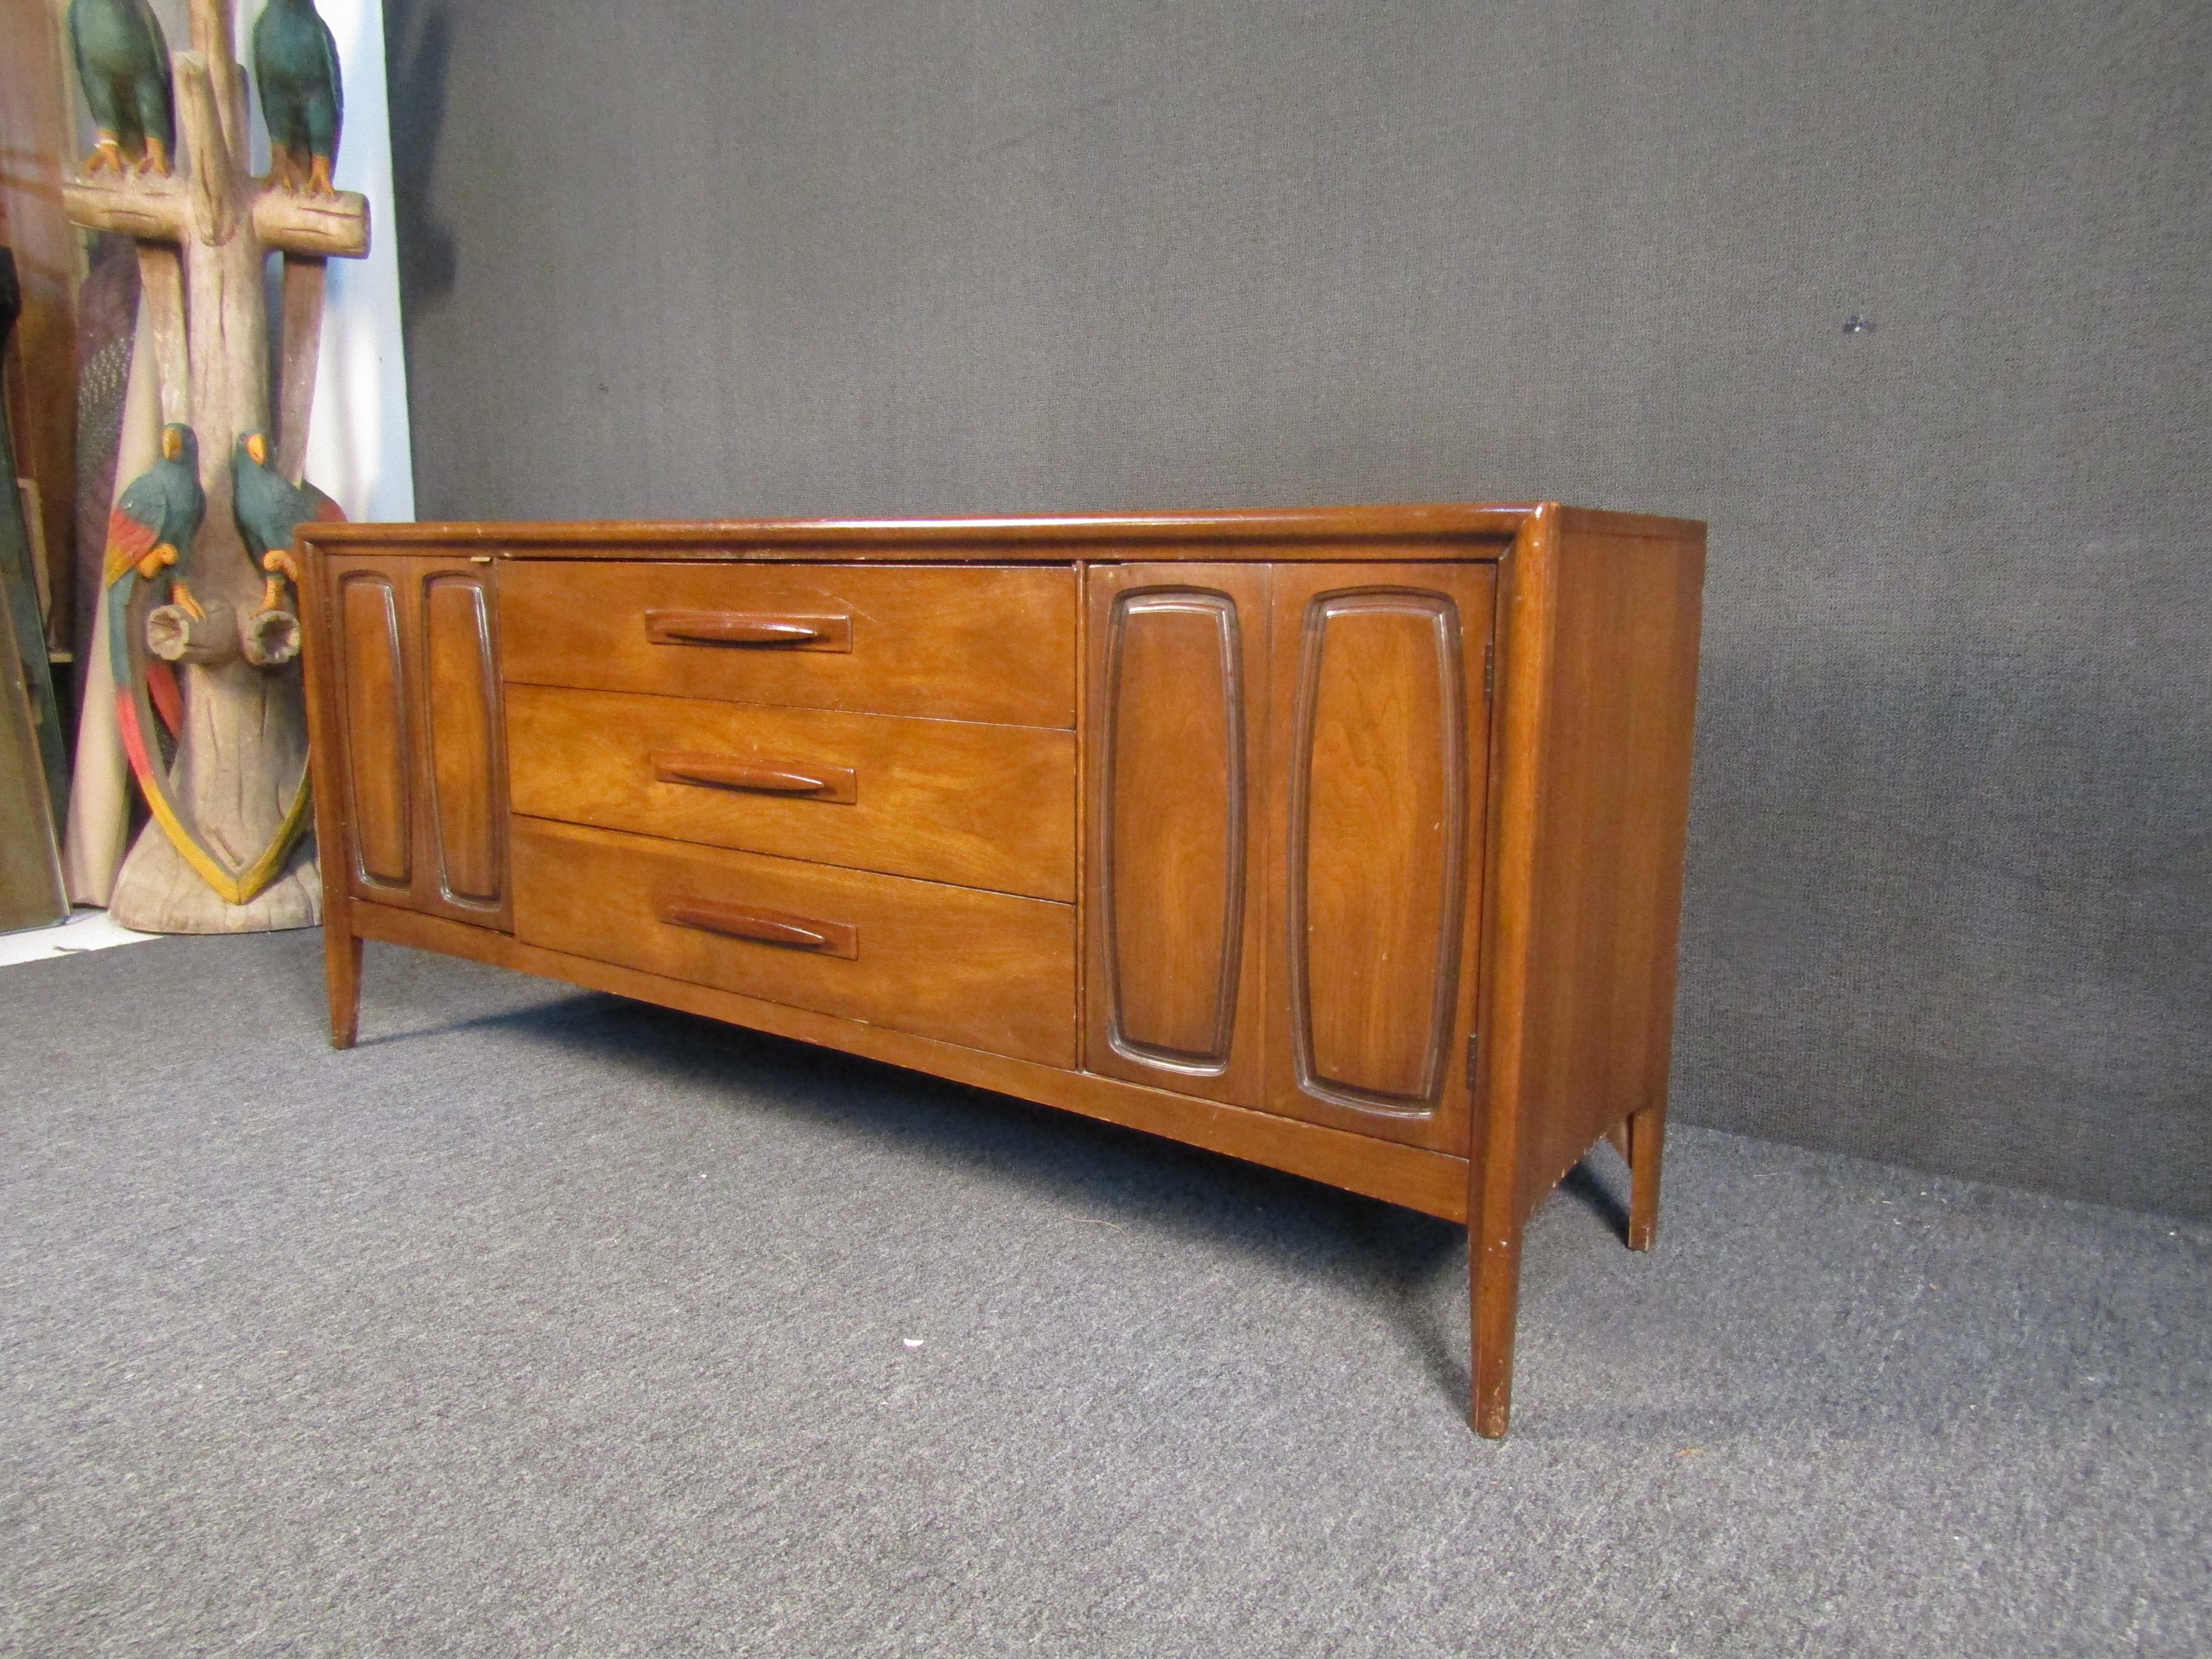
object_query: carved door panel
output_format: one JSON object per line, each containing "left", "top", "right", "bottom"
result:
{"left": 323, "top": 552, "right": 512, "bottom": 930}
{"left": 1084, "top": 565, "right": 1268, "bottom": 1105}
{"left": 1265, "top": 564, "right": 1494, "bottom": 1152}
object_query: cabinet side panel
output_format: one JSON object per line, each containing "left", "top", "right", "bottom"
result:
{"left": 422, "top": 573, "right": 508, "bottom": 913}
{"left": 337, "top": 572, "right": 413, "bottom": 889}
{"left": 1503, "top": 526, "right": 1705, "bottom": 1218}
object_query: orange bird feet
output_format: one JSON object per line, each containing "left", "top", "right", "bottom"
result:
{"left": 267, "top": 150, "right": 333, "bottom": 196}
{"left": 84, "top": 136, "right": 127, "bottom": 176}
{"left": 170, "top": 580, "right": 206, "bottom": 621}
{"left": 135, "top": 543, "right": 179, "bottom": 581}
{"left": 133, "top": 136, "right": 173, "bottom": 177}
{"left": 258, "top": 551, "right": 301, "bottom": 614}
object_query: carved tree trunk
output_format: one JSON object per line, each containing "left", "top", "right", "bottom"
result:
{"left": 64, "top": 1, "right": 368, "bottom": 933}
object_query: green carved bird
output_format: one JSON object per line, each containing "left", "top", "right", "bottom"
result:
{"left": 104, "top": 424, "right": 206, "bottom": 618}
{"left": 67, "top": 0, "right": 176, "bottom": 178}
{"left": 253, "top": 0, "right": 344, "bottom": 196}
{"left": 233, "top": 432, "right": 344, "bottom": 614}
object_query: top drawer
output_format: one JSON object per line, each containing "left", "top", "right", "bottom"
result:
{"left": 500, "top": 561, "right": 1077, "bottom": 728}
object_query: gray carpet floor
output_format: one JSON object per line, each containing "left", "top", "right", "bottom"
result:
{"left": 1, "top": 931, "right": 2205, "bottom": 1658}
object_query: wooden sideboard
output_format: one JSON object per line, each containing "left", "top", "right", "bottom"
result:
{"left": 297, "top": 503, "right": 1704, "bottom": 1436}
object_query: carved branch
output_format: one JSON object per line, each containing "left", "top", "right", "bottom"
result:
{"left": 61, "top": 176, "right": 189, "bottom": 241}
{"left": 148, "top": 601, "right": 241, "bottom": 666}
{"left": 66, "top": 172, "right": 369, "bottom": 260}
{"left": 243, "top": 608, "right": 303, "bottom": 667}
{"left": 256, "top": 193, "right": 370, "bottom": 259}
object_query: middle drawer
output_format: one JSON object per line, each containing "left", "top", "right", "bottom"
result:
{"left": 506, "top": 685, "right": 1076, "bottom": 900}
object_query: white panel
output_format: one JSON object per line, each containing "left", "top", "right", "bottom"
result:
{"left": 236, "top": 0, "right": 416, "bottom": 521}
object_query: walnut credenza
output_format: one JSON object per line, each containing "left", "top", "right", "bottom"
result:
{"left": 298, "top": 504, "right": 1704, "bottom": 1436}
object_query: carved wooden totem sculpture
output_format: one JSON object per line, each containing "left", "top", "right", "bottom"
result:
{"left": 63, "top": 0, "right": 363, "bottom": 930}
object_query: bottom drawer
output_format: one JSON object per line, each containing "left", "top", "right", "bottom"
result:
{"left": 511, "top": 817, "right": 1077, "bottom": 1067}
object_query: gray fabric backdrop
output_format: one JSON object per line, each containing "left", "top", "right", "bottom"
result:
{"left": 382, "top": 0, "right": 2211, "bottom": 1219}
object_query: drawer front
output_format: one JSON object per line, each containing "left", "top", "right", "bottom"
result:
{"left": 511, "top": 818, "right": 1078, "bottom": 1067}
{"left": 506, "top": 685, "right": 1076, "bottom": 900}
{"left": 500, "top": 561, "right": 1078, "bottom": 728}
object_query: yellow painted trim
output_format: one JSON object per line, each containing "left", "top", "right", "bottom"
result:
{"left": 141, "top": 773, "right": 313, "bottom": 906}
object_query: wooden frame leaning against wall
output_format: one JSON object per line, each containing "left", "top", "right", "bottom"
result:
{"left": 295, "top": 501, "right": 1706, "bottom": 1438}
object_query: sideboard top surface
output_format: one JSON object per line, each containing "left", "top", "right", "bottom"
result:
{"left": 301, "top": 503, "right": 1703, "bottom": 560}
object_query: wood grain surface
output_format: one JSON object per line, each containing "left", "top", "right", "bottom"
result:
{"left": 304, "top": 503, "right": 1562, "bottom": 556}
{"left": 511, "top": 817, "right": 1079, "bottom": 1067}
{"left": 422, "top": 575, "right": 506, "bottom": 906}
{"left": 301, "top": 505, "right": 1700, "bottom": 560}
{"left": 501, "top": 561, "right": 1078, "bottom": 727}
{"left": 1468, "top": 507, "right": 1704, "bottom": 1435}
{"left": 303, "top": 506, "right": 1698, "bottom": 559}
{"left": 506, "top": 684, "right": 1077, "bottom": 900}
{"left": 1084, "top": 565, "right": 1271, "bottom": 1105}
{"left": 1265, "top": 563, "right": 1495, "bottom": 1155}
{"left": 299, "top": 546, "right": 360, "bottom": 1048}
{"left": 334, "top": 568, "right": 411, "bottom": 887}
{"left": 320, "top": 551, "right": 511, "bottom": 928}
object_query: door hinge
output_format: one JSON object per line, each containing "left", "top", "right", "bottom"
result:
{"left": 1483, "top": 638, "right": 1495, "bottom": 703}
{"left": 1466, "top": 1031, "right": 1481, "bottom": 1091}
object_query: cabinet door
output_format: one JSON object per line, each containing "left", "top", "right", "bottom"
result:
{"left": 1266, "top": 564, "right": 1493, "bottom": 1151}
{"left": 323, "top": 552, "right": 512, "bottom": 929}
{"left": 1084, "top": 565, "right": 1267, "bottom": 1105}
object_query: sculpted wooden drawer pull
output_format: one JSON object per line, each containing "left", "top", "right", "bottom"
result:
{"left": 660, "top": 899, "right": 860, "bottom": 960}
{"left": 651, "top": 751, "right": 859, "bottom": 804}
{"left": 643, "top": 609, "right": 854, "bottom": 652}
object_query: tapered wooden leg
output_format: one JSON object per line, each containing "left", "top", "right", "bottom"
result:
{"left": 325, "top": 923, "right": 362, "bottom": 1050}
{"left": 1626, "top": 1101, "right": 1667, "bottom": 1252}
{"left": 1470, "top": 1223, "right": 1524, "bottom": 1438}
